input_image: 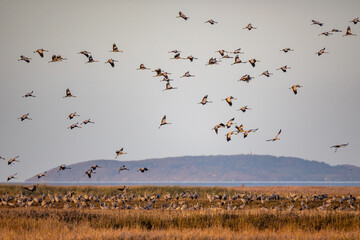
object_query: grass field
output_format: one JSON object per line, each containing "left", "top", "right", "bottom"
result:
{"left": 1, "top": 185, "right": 360, "bottom": 239}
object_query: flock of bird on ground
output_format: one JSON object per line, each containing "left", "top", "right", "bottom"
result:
{"left": 2, "top": 12, "right": 357, "bottom": 185}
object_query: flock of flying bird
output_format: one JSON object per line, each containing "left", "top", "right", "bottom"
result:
{"left": 3, "top": 12, "right": 357, "bottom": 184}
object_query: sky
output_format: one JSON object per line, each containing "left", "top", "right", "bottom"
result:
{"left": 0, "top": 0, "right": 359, "bottom": 181}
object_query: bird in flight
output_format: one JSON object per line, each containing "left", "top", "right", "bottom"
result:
{"left": 111, "top": 43, "right": 123, "bottom": 52}
{"left": 231, "top": 48, "right": 244, "bottom": 54}
{"left": 7, "top": 173, "right": 18, "bottom": 182}
{"left": 81, "top": 119, "right": 95, "bottom": 125}
{"left": 7, "top": 156, "right": 20, "bottom": 165}
{"left": 311, "top": 20, "right": 323, "bottom": 26}
{"left": 90, "top": 164, "right": 102, "bottom": 170}
{"left": 18, "top": 113, "right": 32, "bottom": 121}
{"left": 238, "top": 74, "right": 253, "bottom": 83}
{"left": 159, "top": 115, "right": 171, "bottom": 128}
{"left": 105, "top": 58, "right": 118, "bottom": 68}
{"left": 118, "top": 165, "right": 129, "bottom": 174}
{"left": 169, "top": 50, "right": 181, "bottom": 54}
{"left": 18, "top": 55, "right": 31, "bottom": 63}
{"left": 231, "top": 55, "right": 246, "bottom": 65}
{"left": 205, "top": 19, "right": 218, "bottom": 25}
{"left": 280, "top": 48, "right": 294, "bottom": 53}
{"left": 78, "top": 51, "right": 91, "bottom": 58}
{"left": 84, "top": 169, "right": 95, "bottom": 178}
{"left": 223, "top": 96, "right": 237, "bottom": 106}
{"left": 319, "top": 32, "right": 333, "bottom": 37}
{"left": 186, "top": 55, "right": 198, "bottom": 62}
{"left": 215, "top": 50, "right": 228, "bottom": 57}
{"left": 34, "top": 49, "right": 48, "bottom": 58}
{"left": 226, "top": 131, "right": 238, "bottom": 142}
{"left": 248, "top": 58, "right": 260, "bottom": 67}
{"left": 238, "top": 105, "right": 251, "bottom": 112}
{"left": 243, "top": 128, "right": 258, "bottom": 138}
{"left": 206, "top": 57, "right": 221, "bottom": 65}
{"left": 37, "top": 171, "right": 48, "bottom": 179}
{"left": 331, "top": 143, "right": 349, "bottom": 152}
{"left": 290, "top": 85, "right": 303, "bottom": 95}
{"left": 115, "top": 148, "right": 127, "bottom": 159}
{"left": 22, "top": 91, "right": 35, "bottom": 98}
{"left": 177, "top": 11, "right": 188, "bottom": 20}
{"left": 350, "top": 17, "right": 359, "bottom": 25}
{"left": 137, "top": 167, "right": 149, "bottom": 173}
{"left": 181, "top": 71, "right": 195, "bottom": 78}
{"left": 226, "top": 118, "right": 236, "bottom": 128}
{"left": 24, "top": 185, "right": 37, "bottom": 192}
{"left": 316, "top": 47, "right": 329, "bottom": 56}
{"left": 234, "top": 124, "right": 244, "bottom": 133}
{"left": 198, "top": 95, "right": 212, "bottom": 105}
{"left": 260, "top": 70, "right": 273, "bottom": 77}
{"left": 277, "top": 65, "right": 291, "bottom": 72}
{"left": 343, "top": 26, "right": 357, "bottom": 36}
{"left": 243, "top": 23, "right": 256, "bottom": 30}
{"left": 212, "top": 123, "right": 225, "bottom": 134}
{"left": 68, "top": 123, "right": 81, "bottom": 130}
{"left": 68, "top": 112, "right": 80, "bottom": 120}
{"left": 137, "top": 64, "right": 150, "bottom": 70}
{"left": 163, "top": 82, "right": 177, "bottom": 91}
{"left": 63, "top": 88, "right": 76, "bottom": 98}
{"left": 85, "top": 55, "right": 99, "bottom": 63}
{"left": 267, "top": 129, "right": 282, "bottom": 142}
{"left": 57, "top": 164, "right": 71, "bottom": 172}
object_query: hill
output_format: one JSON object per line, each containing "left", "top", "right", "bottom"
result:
{"left": 26, "top": 155, "right": 360, "bottom": 182}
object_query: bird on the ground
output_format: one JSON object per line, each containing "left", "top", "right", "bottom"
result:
{"left": 226, "top": 131, "right": 238, "bottom": 142}
{"left": 331, "top": 143, "right": 349, "bottom": 152}
{"left": 198, "top": 95, "right": 212, "bottom": 105}
{"left": 34, "top": 49, "right": 48, "bottom": 58}
{"left": 316, "top": 48, "right": 328, "bottom": 56}
{"left": 206, "top": 57, "right": 221, "bottom": 65}
{"left": 248, "top": 58, "right": 260, "bottom": 67}
{"left": 7, "top": 173, "right": 17, "bottom": 182}
{"left": 238, "top": 74, "right": 253, "bottom": 83}
{"left": 163, "top": 82, "right": 177, "bottom": 91}
{"left": 260, "top": 70, "right": 273, "bottom": 77}
{"left": 118, "top": 165, "right": 129, "bottom": 174}
{"left": 18, "top": 55, "right": 31, "bottom": 63}
{"left": 137, "top": 167, "right": 149, "bottom": 173}
{"left": 57, "top": 164, "right": 71, "bottom": 172}
{"left": 85, "top": 55, "right": 98, "bottom": 63}
{"left": 343, "top": 26, "right": 356, "bottom": 36}
{"left": 111, "top": 43, "right": 123, "bottom": 52}
{"left": 81, "top": 119, "right": 95, "bottom": 125}
{"left": 267, "top": 129, "right": 282, "bottom": 142}
{"left": 84, "top": 169, "right": 95, "bottom": 178}
{"left": 63, "top": 88, "right": 76, "bottom": 98}
{"left": 290, "top": 85, "right": 303, "bottom": 95}
{"left": 7, "top": 156, "right": 20, "bottom": 165}
{"left": 244, "top": 23, "right": 256, "bottom": 30}
{"left": 226, "top": 118, "right": 236, "bottom": 128}
{"left": 238, "top": 105, "right": 251, "bottom": 112}
{"left": 319, "top": 32, "right": 333, "bottom": 36}
{"left": 277, "top": 65, "right": 291, "bottom": 72}
{"left": 118, "top": 185, "right": 127, "bottom": 191}
{"left": 181, "top": 71, "right": 195, "bottom": 78}
{"left": 280, "top": 48, "right": 294, "bottom": 53}
{"left": 18, "top": 113, "right": 32, "bottom": 121}
{"left": 223, "top": 96, "right": 237, "bottom": 106}
{"left": 243, "top": 128, "right": 258, "bottom": 138}
{"left": 177, "top": 11, "right": 188, "bottom": 20}
{"left": 212, "top": 123, "right": 225, "bottom": 134}
{"left": 205, "top": 19, "right": 218, "bottom": 25}
{"left": 68, "top": 112, "right": 80, "bottom": 120}
{"left": 105, "top": 58, "right": 118, "bottom": 67}
{"left": 311, "top": 20, "right": 323, "bottom": 26}
{"left": 78, "top": 51, "right": 91, "bottom": 58}
{"left": 231, "top": 48, "right": 244, "bottom": 54}
{"left": 159, "top": 115, "right": 171, "bottom": 128}
{"left": 137, "top": 64, "right": 150, "bottom": 70}
{"left": 115, "top": 148, "right": 127, "bottom": 158}
{"left": 37, "top": 171, "right": 47, "bottom": 179}
{"left": 90, "top": 165, "right": 102, "bottom": 170}
{"left": 22, "top": 91, "right": 35, "bottom": 98}
{"left": 186, "top": 55, "right": 197, "bottom": 62}
{"left": 350, "top": 17, "right": 359, "bottom": 25}
{"left": 24, "top": 185, "right": 37, "bottom": 192}
{"left": 231, "top": 55, "right": 246, "bottom": 65}
{"left": 68, "top": 123, "right": 81, "bottom": 130}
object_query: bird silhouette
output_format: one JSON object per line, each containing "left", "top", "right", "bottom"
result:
{"left": 177, "top": 11, "right": 188, "bottom": 20}
{"left": 137, "top": 167, "right": 149, "bottom": 173}
{"left": 24, "top": 185, "right": 37, "bottom": 192}
{"left": 118, "top": 165, "right": 129, "bottom": 174}
{"left": 18, "top": 55, "right": 31, "bottom": 63}
{"left": 18, "top": 113, "right": 32, "bottom": 121}
{"left": 22, "top": 91, "right": 35, "bottom": 98}
{"left": 78, "top": 51, "right": 91, "bottom": 58}
{"left": 311, "top": 20, "right": 323, "bottom": 26}
{"left": 244, "top": 23, "right": 256, "bottom": 30}
{"left": 159, "top": 115, "right": 171, "bottom": 128}
{"left": 205, "top": 19, "right": 218, "bottom": 25}
{"left": 7, "top": 173, "right": 18, "bottom": 182}
{"left": 57, "top": 164, "right": 71, "bottom": 172}
{"left": 63, "top": 88, "right": 76, "bottom": 98}
{"left": 115, "top": 148, "right": 127, "bottom": 158}
{"left": 331, "top": 143, "right": 349, "bottom": 152}
{"left": 7, "top": 156, "right": 20, "bottom": 165}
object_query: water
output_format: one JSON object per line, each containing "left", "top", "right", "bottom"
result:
{"left": 7, "top": 181, "right": 360, "bottom": 187}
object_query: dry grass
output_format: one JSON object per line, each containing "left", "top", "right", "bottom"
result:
{"left": 1, "top": 185, "right": 360, "bottom": 239}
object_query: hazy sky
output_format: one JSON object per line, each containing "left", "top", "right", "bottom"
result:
{"left": 1, "top": 0, "right": 359, "bottom": 181}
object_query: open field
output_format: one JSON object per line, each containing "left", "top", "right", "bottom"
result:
{"left": 1, "top": 185, "right": 360, "bottom": 239}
